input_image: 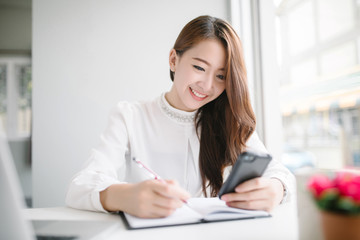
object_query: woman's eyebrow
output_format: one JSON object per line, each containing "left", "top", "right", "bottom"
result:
{"left": 192, "top": 57, "right": 225, "bottom": 71}
{"left": 193, "top": 57, "right": 211, "bottom": 66}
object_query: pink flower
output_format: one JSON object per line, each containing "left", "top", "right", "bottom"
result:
{"left": 307, "top": 171, "right": 360, "bottom": 214}
{"left": 307, "top": 175, "right": 335, "bottom": 199}
{"left": 334, "top": 172, "right": 360, "bottom": 202}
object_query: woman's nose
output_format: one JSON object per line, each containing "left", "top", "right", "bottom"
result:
{"left": 199, "top": 75, "right": 213, "bottom": 91}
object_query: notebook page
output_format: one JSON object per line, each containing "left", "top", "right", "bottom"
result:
{"left": 124, "top": 204, "right": 202, "bottom": 229}
{"left": 187, "top": 197, "right": 270, "bottom": 221}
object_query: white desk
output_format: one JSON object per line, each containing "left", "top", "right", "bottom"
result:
{"left": 24, "top": 203, "right": 298, "bottom": 240}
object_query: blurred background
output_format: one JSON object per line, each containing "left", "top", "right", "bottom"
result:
{"left": 0, "top": 0, "right": 359, "bottom": 208}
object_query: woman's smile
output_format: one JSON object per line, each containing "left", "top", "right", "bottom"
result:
{"left": 189, "top": 87, "right": 208, "bottom": 101}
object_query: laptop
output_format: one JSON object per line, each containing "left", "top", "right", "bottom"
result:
{"left": 0, "top": 122, "right": 119, "bottom": 240}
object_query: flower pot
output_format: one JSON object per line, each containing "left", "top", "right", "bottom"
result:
{"left": 321, "top": 210, "right": 360, "bottom": 240}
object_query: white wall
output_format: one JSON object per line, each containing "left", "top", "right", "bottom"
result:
{"left": 32, "top": 0, "right": 229, "bottom": 207}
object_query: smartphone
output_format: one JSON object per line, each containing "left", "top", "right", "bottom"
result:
{"left": 218, "top": 151, "right": 272, "bottom": 198}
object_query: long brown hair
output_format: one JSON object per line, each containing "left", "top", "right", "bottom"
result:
{"left": 170, "top": 16, "right": 256, "bottom": 197}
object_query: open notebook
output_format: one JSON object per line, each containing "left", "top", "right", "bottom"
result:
{"left": 120, "top": 197, "right": 271, "bottom": 229}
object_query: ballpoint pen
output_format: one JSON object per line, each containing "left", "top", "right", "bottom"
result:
{"left": 132, "top": 157, "right": 188, "bottom": 204}
{"left": 132, "top": 157, "right": 166, "bottom": 183}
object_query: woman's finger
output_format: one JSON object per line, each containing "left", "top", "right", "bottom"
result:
{"left": 221, "top": 189, "right": 267, "bottom": 202}
{"left": 152, "top": 192, "right": 184, "bottom": 209}
{"left": 152, "top": 180, "right": 191, "bottom": 201}
{"left": 234, "top": 177, "right": 268, "bottom": 193}
{"left": 226, "top": 199, "right": 272, "bottom": 211}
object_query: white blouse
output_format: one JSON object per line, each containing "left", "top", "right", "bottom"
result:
{"left": 65, "top": 93, "right": 295, "bottom": 212}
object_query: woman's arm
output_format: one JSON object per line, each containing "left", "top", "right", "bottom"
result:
{"left": 66, "top": 103, "right": 131, "bottom": 212}
{"left": 100, "top": 180, "right": 190, "bottom": 218}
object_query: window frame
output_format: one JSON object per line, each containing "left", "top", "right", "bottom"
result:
{"left": 231, "top": 0, "right": 284, "bottom": 160}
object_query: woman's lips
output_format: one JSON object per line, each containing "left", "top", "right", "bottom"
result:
{"left": 189, "top": 87, "right": 208, "bottom": 100}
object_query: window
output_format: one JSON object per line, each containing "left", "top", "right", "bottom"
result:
{"left": 274, "top": 0, "right": 360, "bottom": 169}
{"left": 0, "top": 56, "right": 32, "bottom": 139}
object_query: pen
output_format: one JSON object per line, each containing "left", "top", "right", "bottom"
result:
{"left": 132, "top": 157, "right": 188, "bottom": 204}
{"left": 132, "top": 157, "right": 166, "bottom": 183}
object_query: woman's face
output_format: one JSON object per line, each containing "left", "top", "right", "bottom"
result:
{"left": 166, "top": 39, "right": 226, "bottom": 112}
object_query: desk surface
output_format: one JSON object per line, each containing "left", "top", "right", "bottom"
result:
{"left": 24, "top": 203, "right": 298, "bottom": 240}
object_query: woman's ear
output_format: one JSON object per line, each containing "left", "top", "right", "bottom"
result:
{"left": 169, "top": 49, "right": 177, "bottom": 72}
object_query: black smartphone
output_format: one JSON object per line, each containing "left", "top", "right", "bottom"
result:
{"left": 218, "top": 151, "right": 272, "bottom": 198}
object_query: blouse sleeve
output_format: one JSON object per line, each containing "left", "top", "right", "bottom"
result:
{"left": 246, "top": 132, "right": 296, "bottom": 204}
{"left": 65, "top": 102, "right": 131, "bottom": 212}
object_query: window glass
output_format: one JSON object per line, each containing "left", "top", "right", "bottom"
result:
{"left": 290, "top": 58, "right": 317, "bottom": 85}
{"left": 317, "top": 0, "right": 354, "bottom": 42}
{"left": 0, "top": 57, "right": 31, "bottom": 138}
{"left": 274, "top": 0, "right": 360, "bottom": 171}
{"left": 287, "top": 1, "right": 315, "bottom": 56}
{"left": 17, "top": 65, "right": 32, "bottom": 135}
{"left": 320, "top": 41, "right": 357, "bottom": 76}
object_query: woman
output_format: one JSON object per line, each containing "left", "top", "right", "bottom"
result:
{"left": 66, "top": 15, "right": 294, "bottom": 218}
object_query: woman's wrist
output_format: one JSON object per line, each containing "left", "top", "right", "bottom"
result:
{"left": 270, "top": 178, "right": 285, "bottom": 205}
{"left": 100, "top": 183, "right": 133, "bottom": 212}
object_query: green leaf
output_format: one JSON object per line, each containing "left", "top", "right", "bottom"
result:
{"left": 316, "top": 189, "right": 339, "bottom": 210}
{"left": 338, "top": 197, "right": 358, "bottom": 214}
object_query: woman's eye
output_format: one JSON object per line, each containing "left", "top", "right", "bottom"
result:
{"left": 217, "top": 75, "right": 225, "bottom": 80}
{"left": 193, "top": 65, "right": 205, "bottom": 71}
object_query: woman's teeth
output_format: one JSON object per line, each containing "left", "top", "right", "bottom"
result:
{"left": 191, "top": 88, "right": 206, "bottom": 98}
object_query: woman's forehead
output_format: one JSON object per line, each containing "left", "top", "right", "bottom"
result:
{"left": 183, "top": 39, "right": 226, "bottom": 69}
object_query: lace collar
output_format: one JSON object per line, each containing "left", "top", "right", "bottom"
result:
{"left": 159, "top": 93, "right": 197, "bottom": 124}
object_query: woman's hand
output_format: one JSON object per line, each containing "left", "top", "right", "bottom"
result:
{"left": 100, "top": 179, "right": 190, "bottom": 218}
{"left": 220, "top": 177, "right": 284, "bottom": 212}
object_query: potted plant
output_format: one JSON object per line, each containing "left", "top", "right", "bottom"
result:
{"left": 307, "top": 170, "right": 360, "bottom": 240}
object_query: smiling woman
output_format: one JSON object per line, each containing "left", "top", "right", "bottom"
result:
{"left": 166, "top": 39, "right": 226, "bottom": 112}
{"left": 65, "top": 15, "right": 295, "bottom": 219}
{"left": 167, "top": 16, "right": 260, "bottom": 197}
